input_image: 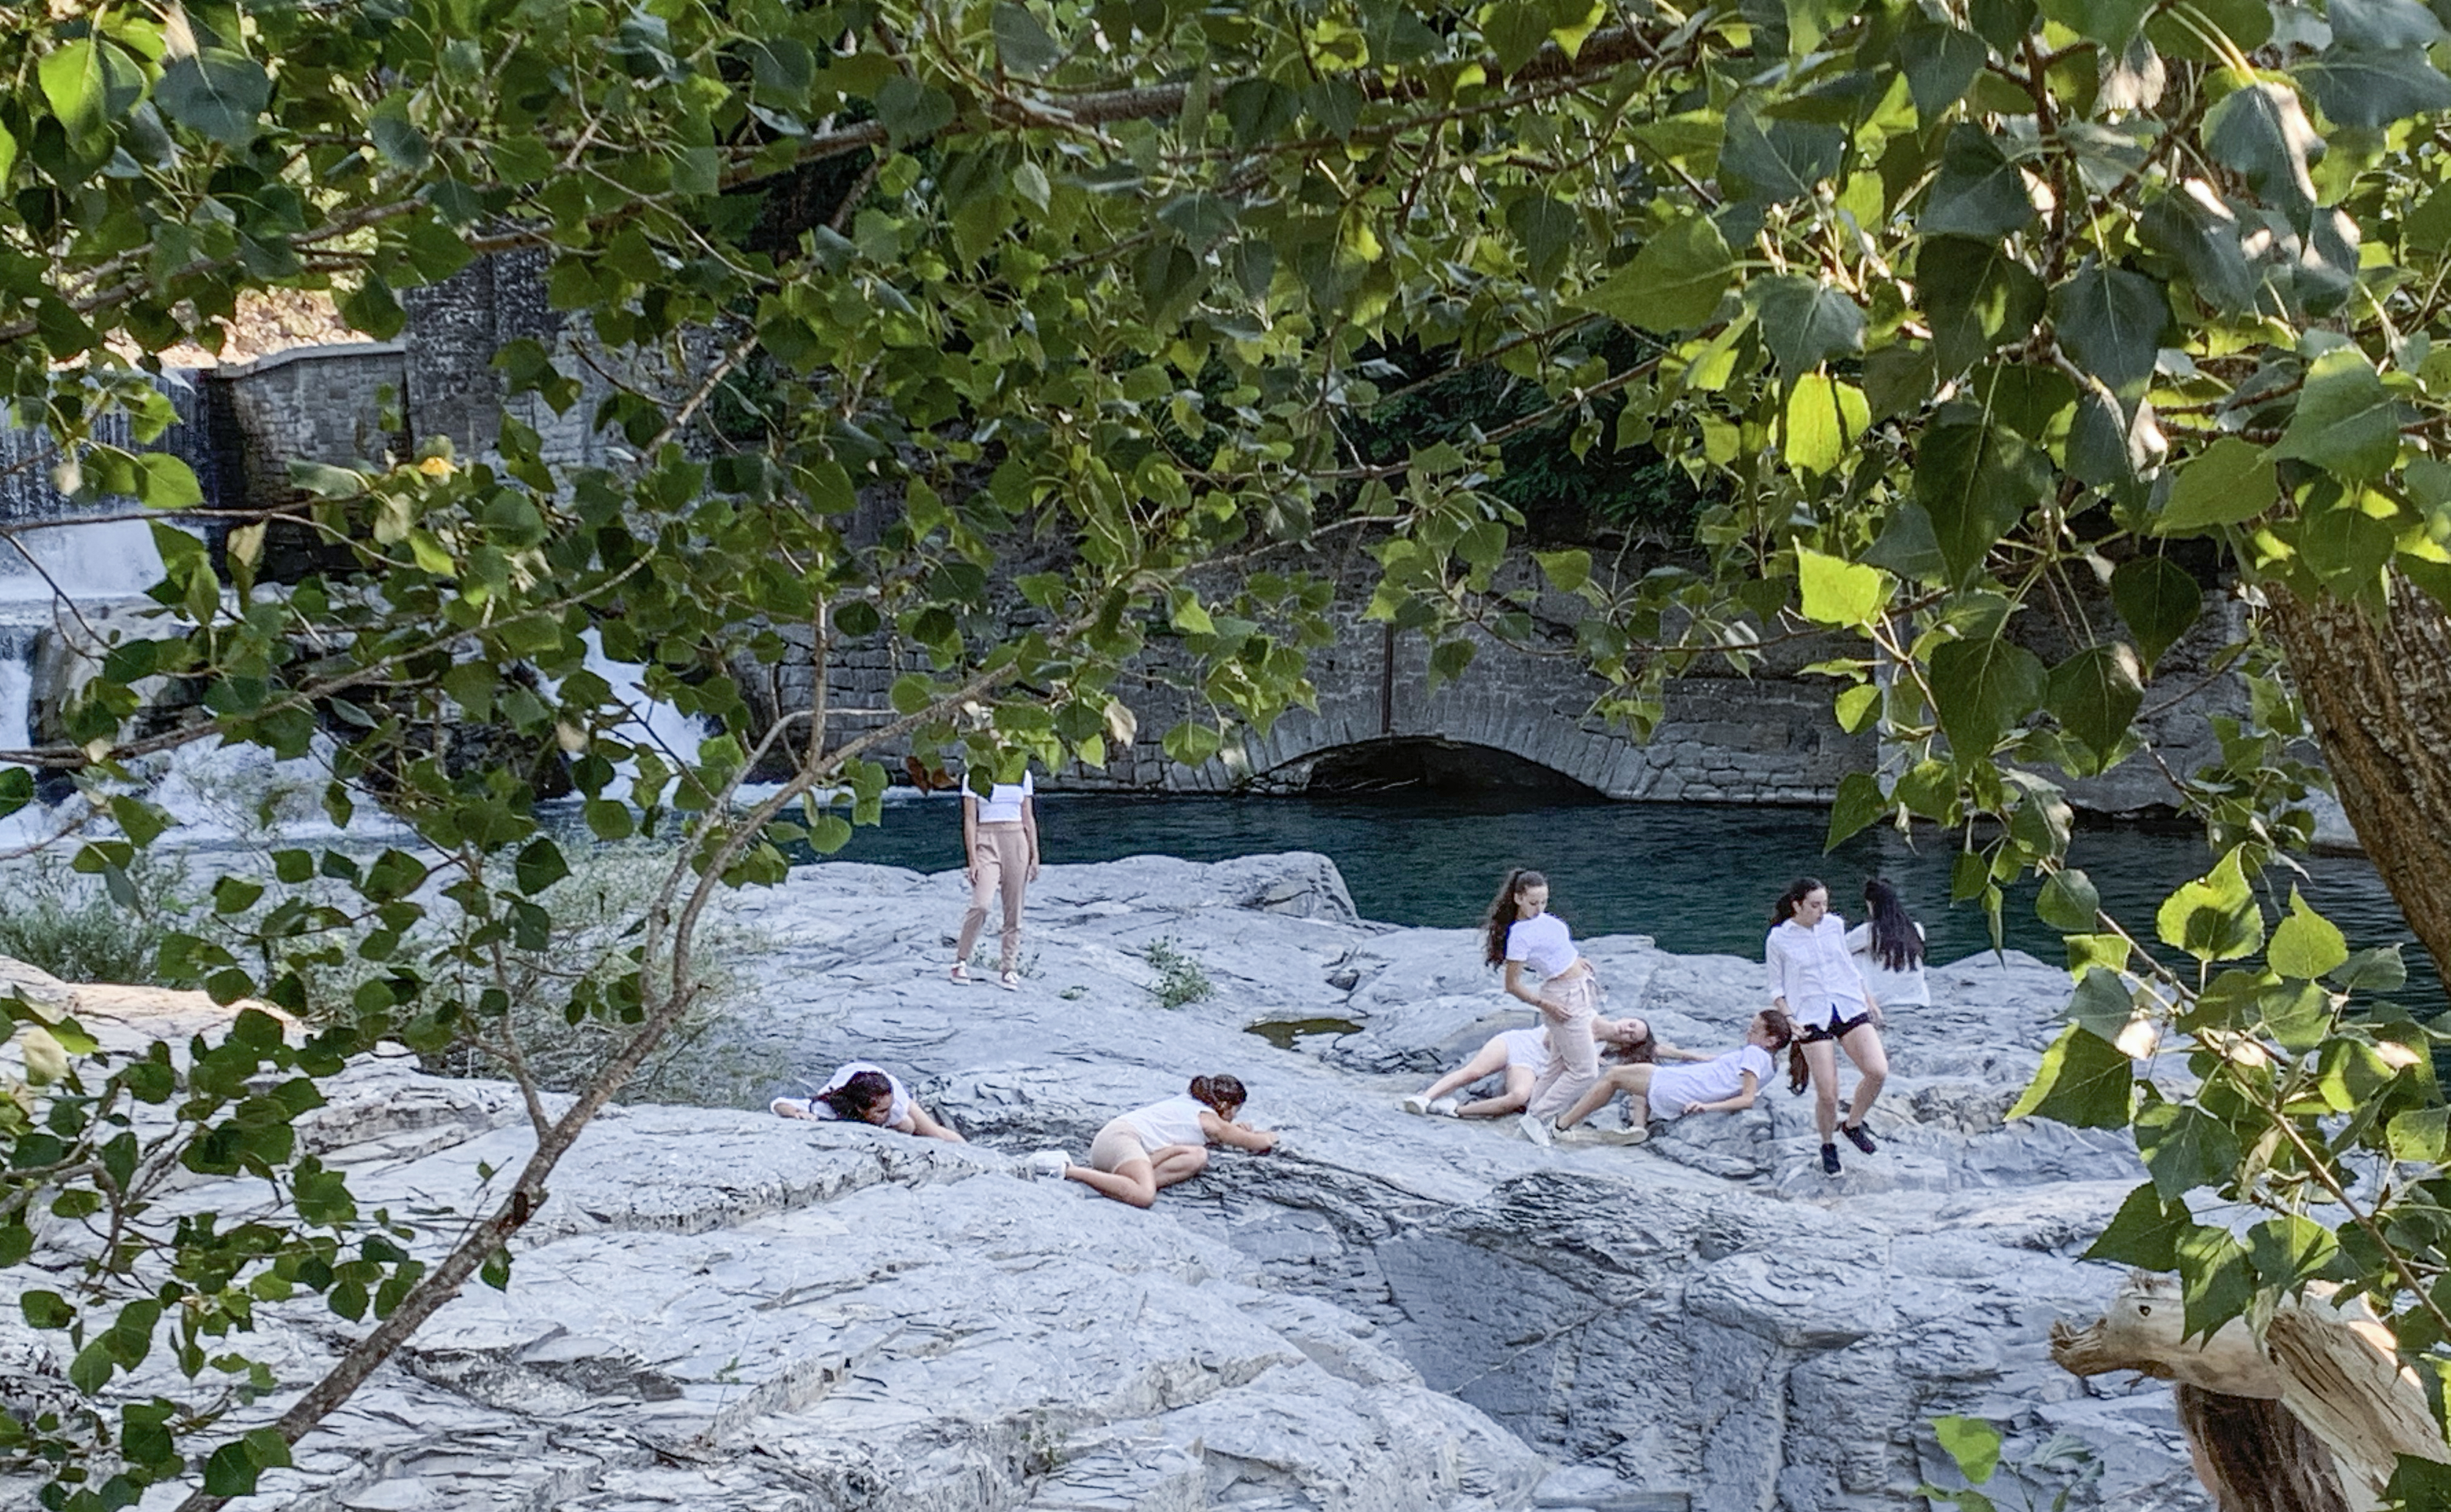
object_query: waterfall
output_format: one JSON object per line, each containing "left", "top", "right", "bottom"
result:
{"left": 0, "top": 627, "right": 30, "bottom": 752}
{"left": 580, "top": 629, "right": 705, "bottom": 799}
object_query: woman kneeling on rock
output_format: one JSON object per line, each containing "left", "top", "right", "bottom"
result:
{"left": 1551, "top": 1009, "right": 1796, "bottom": 1145}
{"left": 1401, "top": 1017, "right": 1691, "bottom": 1119}
{"left": 772, "top": 1062, "right": 967, "bottom": 1144}
{"left": 1031, "top": 1074, "right": 1278, "bottom": 1208}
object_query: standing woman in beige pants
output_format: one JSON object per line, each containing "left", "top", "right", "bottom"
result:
{"left": 951, "top": 767, "right": 1039, "bottom": 989}
{"left": 1483, "top": 867, "right": 1602, "bottom": 1147}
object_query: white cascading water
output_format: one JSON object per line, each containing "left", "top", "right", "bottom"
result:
{"left": 0, "top": 518, "right": 168, "bottom": 603}
{"left": 579, "top": 628, "right": 705, "bottom": 800}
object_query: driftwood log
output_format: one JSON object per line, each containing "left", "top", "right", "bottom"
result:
{"left": 2050, "top": 1273, "right": 2446, "bottom": 1511}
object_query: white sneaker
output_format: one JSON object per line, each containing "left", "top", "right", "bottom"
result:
{"left": 1429, "top": 1098, "right": 1460, "bottom": 1118}
{"left": 1026, "top": 1149, "right": 1071, "bottom": 1180}
{"left": 999, "top": 971, "right": 1021, "bottom": 991}
{"left": 950, "top": 962, "right": 971, "bottom": 985}
{"left": 1519, "top": 1113, "right": 1553, "bottom": 1147}
{"left": 1401, "top": 1094, "right": 1433, "bottom": 1116}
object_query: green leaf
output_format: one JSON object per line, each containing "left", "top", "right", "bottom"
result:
{"left": 2038, "top": 869, "right": 2102, "bottom": 931}
{"left": 991, "top": 3, "right": 1062, "bottom": 75}
{"left": 1915, "top": 421, "right": 2051, "bottom": 585}
{"left": 1835, "top": 682, "right": 1881, "bottom": 732}
{"left": 1578, "top": 216, "right": 1734, "bottom": 331}
{"left": 1897, "top": 21, "right": 1990, "bottom": 120}
{"left": 1967, "top": 365, "right": 2077, "bottom": 441}
{"left": 1931, "top": 1417, "right": 2002, "bottom": 1486}
{"left": 1484, "top": 1, "right": 1555, "bottom": 73}
{"left": 2275, "top": 349, "right": 2412, "bottom": 481}
{"left": 1796, "top": 547, "right": 1888, "bottom": 626}
{"left": 2052, "top": 263, "right": 2170, "bottom": 399}
{"left": 2155, "top": 436, "right": 2276, "bottom": 534}
{"left": 1508, "top": 196, "right": 1579, "bottom": 284}
{"left": 2046, "top": 643, "right": 2143, "bottom": 758}
{"left": 2111, "top": 556, "right": 2202, "bottom": 668}
{"left": 2007, "top": 1024, "right": 2137, "bottom": 1127}
{"left": 1930, "top": 636, "right": 2046, "bottom": 759}
{"left": 2204, "top": 82, "right": 2320, "bottom": 215}
{"left": 2294, "top": 46, "right": 2451, "bottom": 129}
{"left": 1720, "top": 110, "right": 1846, "bottom": 205}
{"left": 2083, "top": 1183, "right": 2191, "bottom": 1269}
{"left": 1784, "top": 376, "right": 1871, "bottom": 475}
{"left": 514, "top": 839, "right": 570, "bottom": 896}
{"left": 1921, "top": 238, "right": 2046, "bottom": 376}
{"left": 2295, "top": 500, "right": 2398, "bottom": 589}
{"left": 2063, "top": 964, "right": 2136, "bottom": 1039}
{"left": 1753, "top": 278, "right": 1866, "bottom": 376}
{"left": 889, "top": 674, "right": 933, "bottom": 715}
{"left": 2177, "top": 1226, "right": 2255, "bottom": 1341}
{"left": 2268, "top": 886, "right": 2349, "bottom": 978}
{"left": 2135, "top": 1102, "right": 2242, "bottom": 1199}
{"left": 2039, "top": 0, "right": 2154, "bottom": 47}
{"left": 876, "top": 77, "right": 956, "bottom": 146}
{"left": 1534, "top": 549, "right": 1591, "bottom": 594}
{"left": 2331, "top": 944, "right": 2407, "bottom": 992}
{"left": 2389, "top": 1106, "right": 2449, "bottom": 1163}
{"left": 1922, "top": 126, "right": 2037, "bottom": 238}
{"left": 2247, "top": 1214, "right": 2340, "bottom": 1288}
{"left": 156, "top": 48, "right": 271, "bottom": 146}
{"left": 134, "top": 453, "right": 205, "bottom": 510}
{"left": 40, "top": 40, "right": 147, "bottom": 140}
{"left": 204, "top": 1440, "right": 260, "bottom": 1496}
{"left": 2331, "top": 0, "right": 2444, "bottom": 49}
{"left": 2155, "top": 849, "right": 2265, "bottom": 963}
{"left": 19, "top": 1291, "right": 74, "bottom": 1330}
{"left": 1827, "top": 771, "right": 1889, "bottom": 850}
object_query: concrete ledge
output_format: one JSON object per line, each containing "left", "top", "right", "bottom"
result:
{"left": 209, "top": 340, "right": 407, "bottom": 382}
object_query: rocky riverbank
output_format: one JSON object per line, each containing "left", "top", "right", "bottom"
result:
{"left": 3, "top": 853, "right": 2208, "bottom": 1512}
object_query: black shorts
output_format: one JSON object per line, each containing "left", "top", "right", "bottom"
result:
{"left": 1799, "top": 1012, "right": 1874, "bottom": 1045}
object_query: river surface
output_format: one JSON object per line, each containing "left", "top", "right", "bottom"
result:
{"left": 818, "top": 792, "right": 2443, "bottom": 1014}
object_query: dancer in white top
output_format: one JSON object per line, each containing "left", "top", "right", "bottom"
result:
{"left": 1553, "top": 1009, "right": 1799, "bottom": 1144}
{"left": 1483, "top": 868, "right": 1604, "bottom": 1147}
{"left": 1767, "top": 876, "right": 1888, "bottom": 1176}
{"left": 1033, "top": 1074, "right": 1278, "bottom": 1208}
{"left": 1401, "top": 1017, "right": 1698, "bottom": 1119}
{"left": 771, "top": 1062, "right": 965, "bottom": 1143}
{"left": 951, "top": 765, "right": 1041, "bottom": 989}
{"left": 1845, "top": 877, "right": 1930, "bottom": 1009}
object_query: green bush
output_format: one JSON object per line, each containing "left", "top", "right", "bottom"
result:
{"left": 0, "top": 853, "right": 193, "bottom": 985}
{"left": 1143, "top": 937, "right": 1212, "bottom": 1009}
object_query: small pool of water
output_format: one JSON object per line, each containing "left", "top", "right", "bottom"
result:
{"left": 813, "top": 792, "right": 2442, "bottom": 1015}
{"left": 1245, "top": 1017, "right": 1365, "bottom": 1050}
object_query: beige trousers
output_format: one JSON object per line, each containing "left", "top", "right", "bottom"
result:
{"left": 1525, "top": 971, "right": 1602, "bottom": 1120}
{"left": 956, "top": 821, "right": 1030, "bottom": 970}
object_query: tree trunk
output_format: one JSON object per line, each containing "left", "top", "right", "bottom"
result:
{"left": 2266, "top": 576, "right": 2451, "bottom": 986}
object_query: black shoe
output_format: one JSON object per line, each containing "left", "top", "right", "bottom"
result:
{"left": 1843, "top": 1122, "right": 1878, "bottom": 1156}
{"left": 1820, "top": 1143, "right": 1841, "bottom": 1176}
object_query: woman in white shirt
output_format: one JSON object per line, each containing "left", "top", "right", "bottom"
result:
{"left": 771, "top": 1062, "right": 965, "bottom": 1143}
{"left": 1845, "top": 877, "right": 1930, "bottom": 1010}
{"left": 1483, "top": 868, "right": 1604, "bottom": 1147}
{"left": 1766, "top": 876, "right": 1888, "bottom": 1176}
{"left": 1552, "top": 1009, "right": 1798, "bottom": 1144}
{"left": 1400, "top": 1016, "right": 1695, "bottom": 1119}
{"left": 1030, "top": 1074, "right": 1279, "bottom": 1207}
{"left": 951, "top": 766, "right": 1041, "bottom": 989}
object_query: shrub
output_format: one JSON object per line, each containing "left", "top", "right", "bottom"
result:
{"left": 1143, "top": 937, "right": 1212, "bottom": 1009}
{"left": 0, "top": 852, "right": 193, "bottom": 985}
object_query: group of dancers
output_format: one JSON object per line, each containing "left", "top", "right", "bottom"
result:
{"left": 1408, "top": 868, "right": 1926, "bottom": 1175}
{"left": 777, "top": 851, "right": 1929, "bottom": 1203}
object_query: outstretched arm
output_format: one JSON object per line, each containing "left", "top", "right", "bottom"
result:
{"left": 907, "top": 1104, "right": 967, "bottom": 1144}
{"left": 1656, "top": 1040, "right": 1714, "bottom": 1063}
{"left": 1200, "top": 1112, "right": 1279, "bottom": 1152}
{"left": 1687, "top": 1071, "right": 1761, "bottom": 1115}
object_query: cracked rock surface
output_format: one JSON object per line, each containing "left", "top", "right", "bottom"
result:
{"left": 6, "top": 853, "right": 2208, "bottom": 1511}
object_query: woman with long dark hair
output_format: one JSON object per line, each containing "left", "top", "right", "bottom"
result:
{"left": 1846, "top": 877, "right": 1929, "bottom": 1012}
{"left": 1483, "top": 867, "right": 1602, "bottom": 1147}
{"left": 772, "top": 1062, "right": 966, "bottom": 1143}
{"left": 1552, "top": 1008, "right": 1799, "bottom": 1144}
{"left": 1766, "top": 877, "right": 1887, "bottom": 1176}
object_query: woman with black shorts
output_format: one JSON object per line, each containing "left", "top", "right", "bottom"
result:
{"left": 1766, "top": 876, "right": 1887, "bottom": 1176}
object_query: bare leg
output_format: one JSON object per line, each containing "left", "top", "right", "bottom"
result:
{"left": 1838, "top": 1023, "right": 1889, "bottom": 1130}
{"left": 1421, "top": 1038, "right": 1512, "bottom": 1104}
{"left": 1456, "top": 1066, "right": 1539, "bottom": 1119}
{"left": 1147, "top": 1145, "right": 1210, "bottom": 1190}
{"left": 1557, "top": 1064, "right": 1652, "bottom": 1132}
{"left": 1802, "top": 1039, "right": 1842, "bottom": 1141}
{"left": 1063, "top": 1146, "right": 1210, "bottom": 1207}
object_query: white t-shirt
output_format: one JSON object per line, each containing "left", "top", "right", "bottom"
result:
{"left": 1845, "top": 921, "right": 1930, "bottom": 1008}
{"left": 1122, "top": 1094, "right": 1212, "bottom": 1153}
{"left": 968, "top": 769, "right": 1034, "bottom": 824}
{"left": 1505, "top": 913, "right": 1579, "bottom": 978}
{"left": 1646, "top": 1045, "right": 1776, "bottom": 1119}
{"left": 804, "top": 1061, "right": 915, "bottom": 1128}
{"left": 1766, "top": 915, "right": 1867, "bottom": 1028}
{"left": 1498, "top": 1027, "right": 1552, "bottom": 1074}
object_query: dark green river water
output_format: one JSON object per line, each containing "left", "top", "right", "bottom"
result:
{"left": 818, "top": 792, "right": 2442, "bottom": 1015}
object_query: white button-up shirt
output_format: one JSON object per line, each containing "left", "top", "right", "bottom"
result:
{"left": 1766, "top": 915, "right": 1869, "bottom": 1028}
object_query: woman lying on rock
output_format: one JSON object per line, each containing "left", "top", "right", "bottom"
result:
{"left": 1027, "top": 1074, "right": 1278, "bottom": 1207}
{"left": 771, "top": 1062, "right": 967, "bottom": 1143}
{"left": 1548, "top": 1009, "right": 1797, "bottom": 1146}
{"left": 1400, "top": 1017, "right": 1698, "bottom": 1119}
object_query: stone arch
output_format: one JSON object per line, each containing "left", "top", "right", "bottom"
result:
{"left": 1288, "top": 737, "right": 1607, "bottom": 798}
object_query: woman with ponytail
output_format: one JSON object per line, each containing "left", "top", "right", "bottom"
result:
{"left": 1483, "top": 868, "right": 1602, "bottom": 1147}
{"left": 1766, "top": 877, "right": 1888, "bottom": 1176}
{"left": 1032, "top": 1074, "right": 1278, "bottom": 1208}
{"left": 772, "top": 1062, "right": 965, "bottom": 1143}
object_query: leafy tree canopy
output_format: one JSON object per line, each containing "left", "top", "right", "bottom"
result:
{"left": 5, "top": 0, "right": 2451, "bottom": 1503}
